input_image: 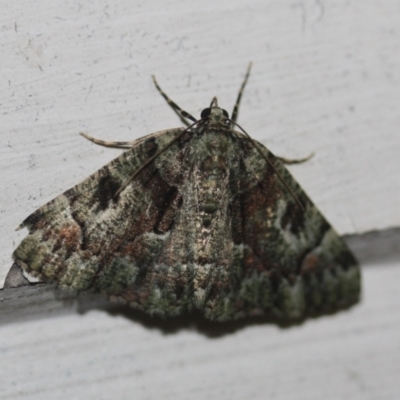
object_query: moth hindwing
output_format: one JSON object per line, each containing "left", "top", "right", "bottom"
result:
{"left": 13, "top": 64, "right": 360, "bottom": 321}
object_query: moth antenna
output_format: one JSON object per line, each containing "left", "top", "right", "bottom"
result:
{"left": 231, "top": 62, "right": 252, "bottom": 124}
{"left": 230, "top": 120, "right": 305, "bottom": 211}
{"left": 152, "top": 75, "right": 197, "bottom": 125}
{"left": 115, "top": 119, "right": 203, "bottom": 198}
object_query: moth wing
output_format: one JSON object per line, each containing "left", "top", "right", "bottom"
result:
{"left": 13, "top": 128, "right": 187, "bottom": 294}
{"left": 217, "top": 138, "right": 361, "bottom": 320}
{"left": 228, "top": 139, "right": 360, "bottom": 318}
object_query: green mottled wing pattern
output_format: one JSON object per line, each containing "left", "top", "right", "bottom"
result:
{"left": 14, "top": 128, "right": 187, "bottom": 292}
{"left": 13, "top": 127, "right": 360, "bottom": 321}
{"left": 209, "top": 137, "right": 360, "bottom": 320}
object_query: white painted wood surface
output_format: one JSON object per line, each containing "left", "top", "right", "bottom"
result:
{"left": 1, "top": 1, "right": 399, "bottom": 398}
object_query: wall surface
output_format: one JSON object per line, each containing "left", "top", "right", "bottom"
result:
{"left": 1, "top": 1, "right": 399, "bottom": 399}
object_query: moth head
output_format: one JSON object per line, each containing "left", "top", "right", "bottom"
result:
{"left": 200, "top": 97, "right": 230, "bottom": 127}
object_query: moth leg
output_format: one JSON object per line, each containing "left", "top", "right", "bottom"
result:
{"left": 152, "top": 75, "right": 197, "bottom": 126}
{"left": 79, "top": 132, "right": 134, "bottom": 149}
{"left": 276, "top": 152, "right": 314, "bottom": 165}
{"left": 231, "top": 62, "right": 252, "bottom": 124}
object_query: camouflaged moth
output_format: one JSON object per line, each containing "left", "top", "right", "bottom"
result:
{"left": 13, "top": 64, "right": 360, "bottom": 321}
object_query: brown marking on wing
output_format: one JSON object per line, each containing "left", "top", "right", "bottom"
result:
{"left": 58, "top": 223, "right": 82, "bottom": 249}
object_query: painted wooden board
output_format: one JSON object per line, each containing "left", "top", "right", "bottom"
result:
{"left": 1, "top": 1, "right": 400, "bottom": 398}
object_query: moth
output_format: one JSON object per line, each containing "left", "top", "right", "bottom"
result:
{"left": 13, "top": 64, "right": 360, "bottom": 321}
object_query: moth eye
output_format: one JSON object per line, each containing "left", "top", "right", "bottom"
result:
{"left": 222, "top": 109, "right": 229, "bottom": 118}
{"left": 201, "top": 108, "right": 211, "bottom": 119}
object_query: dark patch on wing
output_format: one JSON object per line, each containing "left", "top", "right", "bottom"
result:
{"left": 144, "top": 137, "right": 158, "bottom": 157}
{"left": 22, "top": 210, "right": 45, "bottom": 230}
{"left": 95, "top": 173, "right": 121, "bottom": 210}
{"left": 280, "top": 201, "right": 305, "bottom": 234}
{"left": 153, "top": 186, "right": 180, "bottom": 234}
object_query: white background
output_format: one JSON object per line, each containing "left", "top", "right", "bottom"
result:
{"left": 1, "top": 1, "right": 399, "bottom": 399}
